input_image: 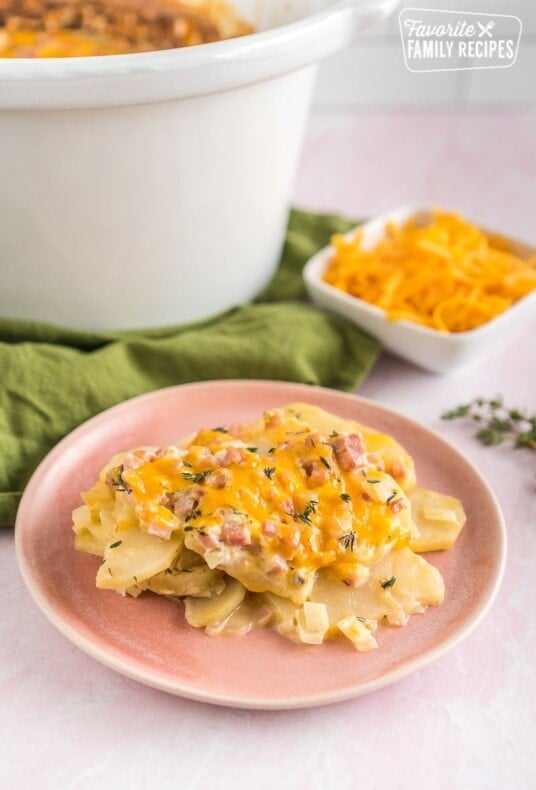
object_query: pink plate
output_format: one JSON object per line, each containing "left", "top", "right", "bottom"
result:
{"left": 15, "top": 380, "right": 506, "bottom": 709}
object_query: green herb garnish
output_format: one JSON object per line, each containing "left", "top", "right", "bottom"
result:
{"left": 109, "top": 540, "right": 122, "bottom": 549}
{"left": 340, "top": 493, "right": 351, "bottom": 503}
{"left": 366, "top": 478, "right": 381, "bottom": 484}
{"left": 380, "top": 576, "right": 396, "bottom": 589}
{"left": 184, "top": 509, "right": 202, "bottom": 523}
{"left": 320, "top": 457, "right": 331, "bottom": 470}
{"left": 109, "top": 465, "right": 132, "bottom": 494}
{"left": 247, "top": 447, "right": 258, "bottom": 453}
{"left": 295, "top": 500, "right": 318, "bottom": 524}
{"left": 264, "top": 467, "right": 276, "bottom": 480}
{"left": 182, "top": 470, "right": 213, "bottom": 484}
{"left": 386, "top": 491, "right": 397, "bottom": 505}
{"left": 442, "top": 397, "right": 536, "bottom": 450}
{"left": 338, "top": 532, "right": 356, "bottom": 551}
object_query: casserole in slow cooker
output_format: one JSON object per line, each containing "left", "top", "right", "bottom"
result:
{"left": 0, "top": 0, "right": 253, "bottom": 56}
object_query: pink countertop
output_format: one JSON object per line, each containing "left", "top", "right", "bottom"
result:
{"left": 1, "top": 109, "right": 535, "bottom": 788}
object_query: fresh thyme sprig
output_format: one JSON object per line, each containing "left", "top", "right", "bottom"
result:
{"left": 442, "top": 397, "right": 536, "bottom": 450}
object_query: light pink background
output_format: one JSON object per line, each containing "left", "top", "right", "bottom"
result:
{"left": 1, "top": 109, "right": 535, "bottom": 788}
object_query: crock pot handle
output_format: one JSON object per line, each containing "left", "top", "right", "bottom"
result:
{"left": 343, "top": 0, "right": 401, "bottom": 34}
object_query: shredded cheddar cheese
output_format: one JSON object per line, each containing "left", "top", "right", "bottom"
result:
{"left": 323, "top": 210, "right": 536, "bottom": 333}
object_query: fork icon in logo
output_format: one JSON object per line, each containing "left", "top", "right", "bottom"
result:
{"left": 478, "top": 20, "right": 495, "bottom": 37}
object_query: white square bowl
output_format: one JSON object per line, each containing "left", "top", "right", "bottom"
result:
{"left": 303, "top": 206, "right": 536, "bottom": 374}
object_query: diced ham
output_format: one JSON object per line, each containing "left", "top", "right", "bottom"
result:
{"left": 199, "top": 529, "right": 222, "bottom": 550}
{"left": 122, "top": 450, "right": 154, "bottom": 471}
{"left": 222, "top": 523, "right": 252, "bottom": 546}
{"left": 330, "top": 433, "right": 367, "bottom": 472}
{"left": 147, "top": 523, "right": 173, "bottom": 540}
{"left": 220, "top": 446, "right": 247, "bottom": 467}
{"left": 263, "top": 409, "right": 284, "bottom": 428}
{"left": 228, "top": 423, "right": 245, "bottom": 438}
{"left": 207, "top": 469, "right": 231, "bottom": 489}
{"left": 390, "top": 499, "right": 406, "bottom": 514}
{"left": 367, "top": 452, "right": 385, "bottom": 472}
{"left": 281, "top": 498, "right": 295, "bottom": 516}
{"left": 290, "top": 528, "right": 301, "bottom": 549}
{"left": 173, "top": 486, "right": 205, "bottom": 518}
{"left": 390, "top": 460, "right": 405, "bottom": 480}
{"left": 154, "top": 446, "right": 182, "bottom": 460}
{"left": 302, "top": 458, "right": 330, "bottom": 486}
{"left": 266, "top": 556, "right": 288, "bottom": 576}
{"left": 262, "top": 520, "right": 277, "bottom": 537}
{"left": 343, "top": 566, "right": 369, "bottom": 588}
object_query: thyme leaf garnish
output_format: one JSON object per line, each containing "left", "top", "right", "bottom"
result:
{"left": 338, "top": 531, "right": 356, "bottom": 551}
{"left": 109, "top": 540, "right": 122, "bottom": 549}
{"left": 182, "top": 470, "right": 213, "bottom": 484}
{"left": 264, "top": 467, "right": 276, "bottom": 480}
{"left": 109, "top": 465, "right": 132, "bottom": 494}
{"left": 184, "top": 509, "right": 202, "bottom": 523}
{"left": 295, "top": 500, "right": 318, "bottom": 524}
{"left": 340, "top": 492, "right": 351, "bottom": 503}
{"left": 320, "top": 457, "right": 331, "bottom": 470}
{"left": 442, "top": 397, "right": 536, "bottom": 450}
{"left": 380, "top": 576, "right": 396, "bottom": 589}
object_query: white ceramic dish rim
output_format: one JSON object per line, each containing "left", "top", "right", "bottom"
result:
{"left": 0, "top": 0, "right": 396, "bottom": 82}
{"left": 303, "top": 205, "right": 536, "bottom": 344}
{"left": 15, "top": 379, "right": 507, "bottom": 710}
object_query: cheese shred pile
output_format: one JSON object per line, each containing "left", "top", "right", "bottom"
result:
{"left": 323, "top": 210, "right": 536, "bottom": 333}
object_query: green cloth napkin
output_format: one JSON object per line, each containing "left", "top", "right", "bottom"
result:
{"left": 0, "top": 209, "right": 379, "bottom": 525}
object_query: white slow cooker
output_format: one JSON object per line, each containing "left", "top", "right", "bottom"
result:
{"left": 0, "top": 0, "right": 398, "bottom": 330}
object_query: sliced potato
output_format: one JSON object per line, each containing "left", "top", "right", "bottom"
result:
{"left": 206, "top": 596, "right": 273, "bottom": 637}
{"left": 144, "top": 566, "right": 226, "bottom": 598}
{"left": 73, "top": 504, "right": 115, "bottom": 556}
{"left": 409, "top": 487, "right": 466, "bottom": 552}
{"left": 184, "top": 578, "right": 246, "bottom": 627}
{"left": 96, "top": 528, "right": 182, "bottom": 590}
{"left": 296, "top": 602, "right": 329, "bottom": 645}
{"left": 337, "top": 616, "right": 378, "bottom": 652}
{"left": 81, "top": 481, "right": 114, "bottom": 508}
{"left": 261, "top": 592, "right": 298, "bottom": 640}
{"left": 176, "top": 547, "right": 207, "bottom": 571}
{"left": 309, "top": 547, "right": 444, "bottom": 632}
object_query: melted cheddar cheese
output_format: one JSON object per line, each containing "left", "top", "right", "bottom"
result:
{"left": 115, "top": 408, "right": 414, "bottom": 604}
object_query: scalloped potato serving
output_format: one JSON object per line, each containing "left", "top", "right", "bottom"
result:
{"left": 73, "top": 404, "right": 466, "bottom": 651}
